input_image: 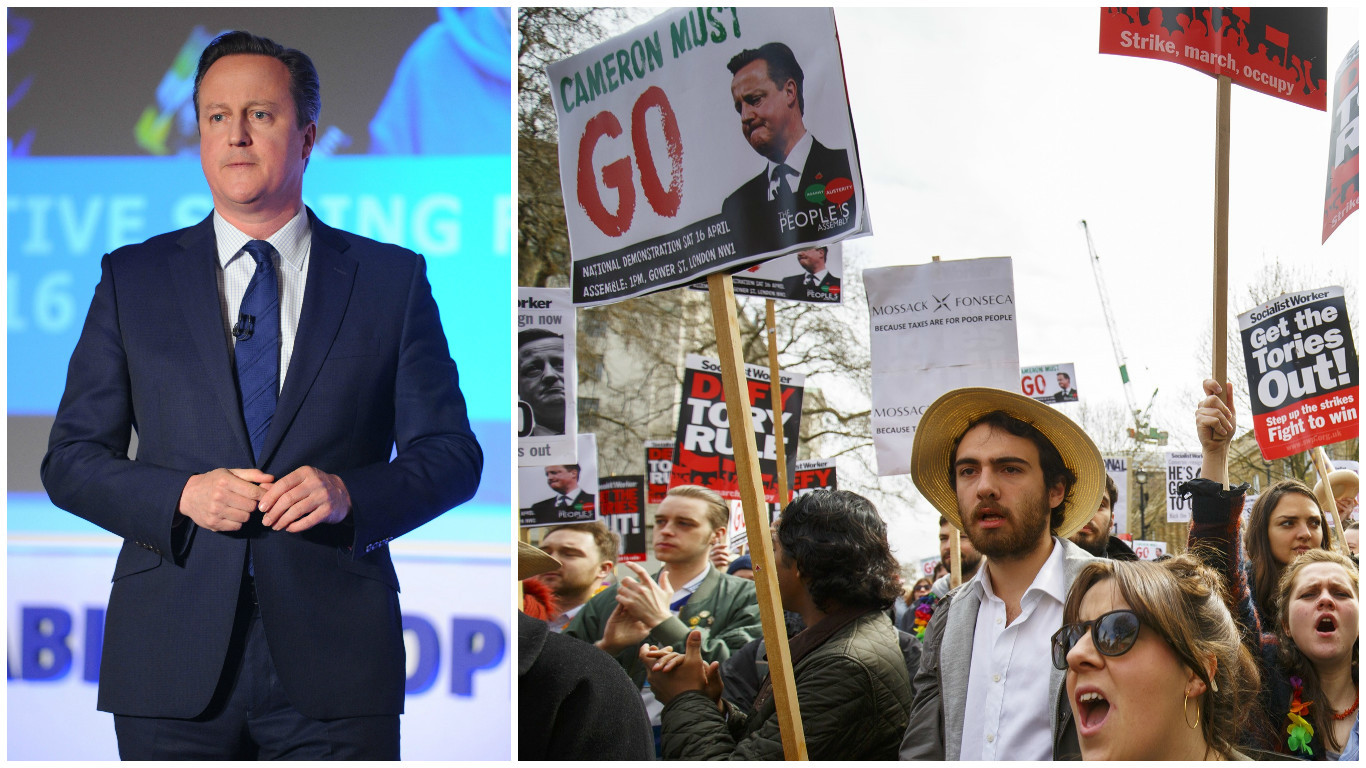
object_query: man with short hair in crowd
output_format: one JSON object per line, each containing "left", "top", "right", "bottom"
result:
{"left": 931, "top": 515, "right": 984, "bottom": 598}
{"left": 1068, "top": 474, "right": 1137, "bottom": 561}
{"left": 645, "top": 490, "right": 914, "bottom": 759}
{"left": 567, "top": 484, "right": 760, "bottom": 744}
{"left": 536, "top": 522, "right": 618, "bottom": 633}
{"left": 899, "top": 388, "right": 1105, "bottom": 760}
{"left": 518, "top": 541, "right": 652, "bottom": 760}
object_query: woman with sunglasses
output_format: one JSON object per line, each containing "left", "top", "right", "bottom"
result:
{"left": 1055, "top": 555, "right": 1259, "bottom": 760}
{"left": 1271, "top": 549, "right": 1358, "bottom": 759}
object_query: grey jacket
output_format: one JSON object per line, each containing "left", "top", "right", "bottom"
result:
{"left": 899, "top": 537, "right": 1094, "bottom": 760}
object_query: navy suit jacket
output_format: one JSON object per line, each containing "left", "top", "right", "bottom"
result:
{"left": 720, "top": 138, "right": 857, "bottom": 259}
{"left": 41, "top": 209, "right": 483, "bottom": 720}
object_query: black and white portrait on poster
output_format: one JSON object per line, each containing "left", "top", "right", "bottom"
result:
{"left": 518, "top": 287, "right": 576, "bottom": 465}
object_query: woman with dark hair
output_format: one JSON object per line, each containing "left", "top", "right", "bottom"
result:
{"left": 1184, "top": 379, "right": 1341, "bottom": 752}
{"left": 640, "top": 490, "right": 914, "bottom": 760}
{"left": 1272, "top": 549, "right": 1358, "bottom": 759}
{"left": 1056, "top": 555, "right": 1260, "bottom": 760}
{"left": 1185, "top": 380, "right": 1334, "bottom": 633}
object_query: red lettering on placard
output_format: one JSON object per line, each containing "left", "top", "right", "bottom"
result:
{"left": 689, "top": 371, "right": 723, "bottom": 399}
{"left": 577, "top": 111, "right": 635, "bottom": 236}
{"left": 631, "top": 86, "right": 683, "bottom": 218}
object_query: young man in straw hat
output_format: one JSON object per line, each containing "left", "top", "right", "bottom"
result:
{"left": 898, "top": 388, "right": 1104, "bottom": 761}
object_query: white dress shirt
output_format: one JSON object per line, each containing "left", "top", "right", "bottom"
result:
{"left": 959, "top": 537, "right": 1067, "bottom": 761}
{"left": 765, "top": 131, "right": 813, "bottom": 200}
{"left": 213, "top": 207, "right": 312, "bottom": 394}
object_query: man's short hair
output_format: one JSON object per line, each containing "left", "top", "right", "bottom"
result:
{"left": 550, "top": 464, "right": 580, "bottom": 475}
{"left": 519, "top": 328, "right": 564, "bottom": 347}
{"left": 727, "top": 42, "right": 805, "bottom": 114}
{"left": 544, "top": 522, "right": 619, "bottom": 563}
{"left": 665, "top": 485, "right": 728, "bottom": 531}
{"left": 775, "top": 490, "right": 902, "bottom": 611}
{"left": 938, "top": 515, "right": 948, "bottom": 528}
{"left": 1058, "top": 372, "right": 1071, "bottom": 383}
{"left": 193, "top": 31, "right": 320, "bottom": 129}
{"left": 948, "top": 410, "right": 1078, "bottom": 532}
{"left": 1103, "top": 473, "right": 1118, "bottom": 510}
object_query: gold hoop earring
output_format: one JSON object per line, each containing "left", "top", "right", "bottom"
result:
{"left": 1183, "top": 694, "right": 1200, "bottom": 729}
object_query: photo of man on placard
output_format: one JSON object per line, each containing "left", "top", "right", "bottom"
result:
{"left": 721, "top": 42, "right": 857, "bottom": 258}
{"left": 518, "top": 328, "right": 567, "bottom": 437}
{"left": 782, "top": 246, "right": 841, "bottom": 301}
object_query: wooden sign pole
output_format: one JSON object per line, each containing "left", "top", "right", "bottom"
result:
{"left": 708, "top": 273, "right": 807, "bottom": 760}
{"left": 1213, "top": 75, "right": 1232, "bottom": 491}
{"left": 949, "top": 528, "right": 962, "bottom": 589}
{"left": 766, "top": 299, "right": 791, "bottom": 510}
{"left": 1309, "top": 447, "right": 1351, "bottom": 555}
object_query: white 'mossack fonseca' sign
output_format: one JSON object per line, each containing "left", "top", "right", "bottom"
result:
{"left": 865, "top": 257, "right": 1020, "bottom": 476}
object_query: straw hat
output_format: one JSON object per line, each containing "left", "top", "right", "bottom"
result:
{"left": 518, "top": 540, "right": 561, "bottom": 580}
{"left": 911, "top": 387, "right": 1104, "bottom": 539}
{"left": 1312, "top": 469, "right": 1359, "bottom": 502}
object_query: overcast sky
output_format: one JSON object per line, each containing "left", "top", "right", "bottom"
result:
{"left": 593, "top": 7, "right": 1360, "bottom": 564}
{"left": 831, "top": 7, "right": 1359, "bottom": 561}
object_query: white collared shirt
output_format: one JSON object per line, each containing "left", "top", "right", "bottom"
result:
{"left": 548, "top": 602, "right": 585, "bottom": 634}
{"left": 765, "top": 131, "right": 813, "bottom": 201}
{"left": 959, "top": 537, "right": 1067, "bottom": 761}
{"left": 213, "top": 207, "right": 311, "bottom": 394}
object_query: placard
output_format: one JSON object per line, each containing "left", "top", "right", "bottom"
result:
{"left": 1165, "top": 451, "right": 1203, "bottom": 523}
{"left": 1103, "top": 456, "right": 1130, "bottom": 536}
{"left": 669, "top": 354, "right": 803, "bottom": 502}
{"left": 1131, "top": 539, "right": 1169, "bottom": 561}
{"left": 517, "top": 288, "right": 577, "bottom": 465}
{"left": 1099, "top": 7, "right": 1328, "bottom": 111}
{"left": 1322, "top": 42, "right": 1359, "bottom": 242}
{"left": 865, "top": 257, "right": 1020, "bottom": 476}
{"left": 1237, "top": 286, "right": 1358, "bottom": 460}
{"left": 519, "top": 435, "right": 598, "bottom": 528}
{"left": 688, "top": 243, "right": 845, "bottom": 303}
{"left": 1021, "top": 363, "right": 1079, "bottom": 404}
{"left": 792, "top": 458, "right": 837, "bottom": 497}
{"left": 599, "top": 475, "right": 647, "bottom": 562}
{"left": 548, "top": 7, "right": 869, "bottom": 305}
{"left": 644, "top": 440, "right": 674, "bottom": 504}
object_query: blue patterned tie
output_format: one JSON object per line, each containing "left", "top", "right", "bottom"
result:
{"left": 234, "top": 240, "right": 280, "bottom": 465}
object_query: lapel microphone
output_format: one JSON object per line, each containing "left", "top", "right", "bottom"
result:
{"left": 233, "top": 313, "right": 256, "bottom": 341}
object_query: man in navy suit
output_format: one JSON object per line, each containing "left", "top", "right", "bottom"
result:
{"left": 40, "top": 31, "right": 482, "bottom": 759}
{"left": 780, "top": 246, "right": 841, "bottom": 302}
{"left": 721, "top": 42, "right": 858, "bottom": 259}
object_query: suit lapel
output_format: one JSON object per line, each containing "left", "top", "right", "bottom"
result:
{"left": 171, "top": 215, "right": 255, "bottom": 464}
{"left": 257, "top": 210, "right": 357, "bottom": 466}
{"left": 941, "top": 585, "right": 981, "bottom": 761}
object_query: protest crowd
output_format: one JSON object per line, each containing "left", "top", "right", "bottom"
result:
{"left": 519, "top": 380, "right": 1360, "bottom": 761}
{"left": 518, "top": 7, "right": 1357, "bottom": 762}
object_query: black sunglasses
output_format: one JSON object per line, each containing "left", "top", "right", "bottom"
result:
{"left": 1050, "top": 609, "right": 1142, "bottom": 670}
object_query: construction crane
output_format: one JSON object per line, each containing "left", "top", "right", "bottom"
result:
{"left": 1079, "top": 220, "right": 1167, "bottom": 446}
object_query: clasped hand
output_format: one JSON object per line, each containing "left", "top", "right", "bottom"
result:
{"left": 639, "top": 629, "right": 723, "bottom": 707}
{"left": 178, "top": 466, "right": 350, "bottom": 533}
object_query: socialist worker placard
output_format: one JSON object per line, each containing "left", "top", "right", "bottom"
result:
{"left": 548, "top": 8, "right": 870, "bottom": 306}
{"left": 1238, "top": 286, "right": 1358, "bottom": 461}
{"left": 669, "top": 354, "right": 804, "bottom": 503}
